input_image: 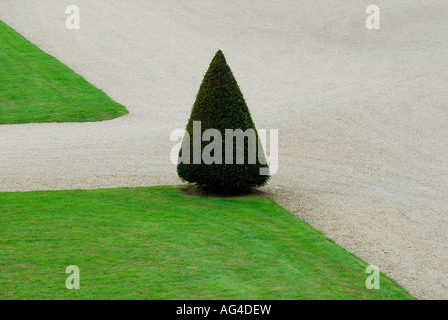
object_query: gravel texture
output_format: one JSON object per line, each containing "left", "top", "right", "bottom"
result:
{"left": 1, "top": 0, "right": 447, "bottom": 299}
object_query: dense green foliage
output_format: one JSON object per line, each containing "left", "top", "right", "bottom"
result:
{"left": 0, "top": 20, "right": 128, "bottom": 124}
{"left": 0, "top": 186, "right": 413, "bottom": 299}
{"left": 177, "top": 51, "right": 269, "bottom": 194}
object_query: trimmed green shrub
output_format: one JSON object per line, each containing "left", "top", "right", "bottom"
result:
{"left": 177, "top": 50, "right": 269, "bottom": 194}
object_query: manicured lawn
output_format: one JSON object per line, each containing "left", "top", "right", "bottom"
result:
{"left": 0, "top": 20, "right": 128, "bottom": 124}
{"left": 0, "top": 185, "right": 413, "bottom": 299}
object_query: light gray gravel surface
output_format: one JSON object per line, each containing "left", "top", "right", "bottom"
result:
{"left": 1, "top": 0, "right": 447, "bottom": 299}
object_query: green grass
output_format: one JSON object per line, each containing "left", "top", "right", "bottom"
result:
{"left": 0, "top": 20, "right": 128, "bottom": 124}
{"left": 0, "top": 185, "right": 413, "bottom": 300}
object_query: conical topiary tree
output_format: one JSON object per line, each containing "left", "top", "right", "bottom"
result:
{"left": 177, "top": 50, "right": 269, "bottom": 194}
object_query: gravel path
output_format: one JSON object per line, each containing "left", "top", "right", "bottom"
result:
{"left": 1, "top": 0, "right": 447, "bottom": 299}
